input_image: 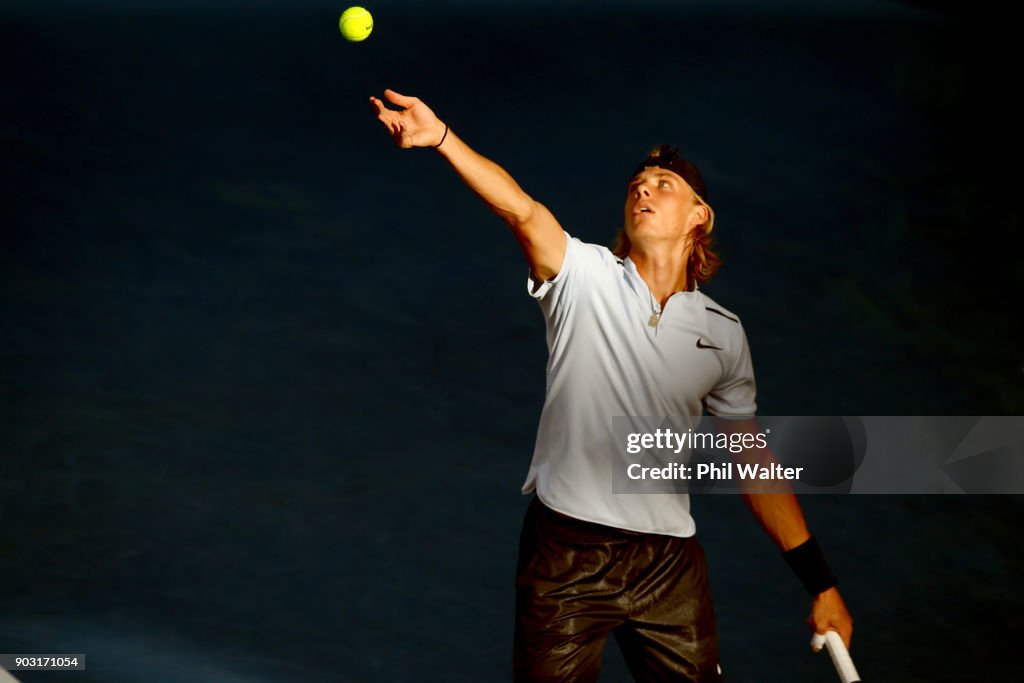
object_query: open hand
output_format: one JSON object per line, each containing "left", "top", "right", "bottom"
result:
{"left": 369, "top": 89, "right": 446, "bottom": 149}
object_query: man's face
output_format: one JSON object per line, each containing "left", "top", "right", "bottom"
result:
{"left": 624, "top": 167, "right": 705, "bottom": 246}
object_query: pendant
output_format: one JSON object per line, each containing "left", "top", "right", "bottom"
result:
{"left": 648, "top": 313, "right": 660, "bottom": 327}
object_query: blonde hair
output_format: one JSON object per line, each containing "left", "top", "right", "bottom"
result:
{"left": 612, "top": 194, "right": 722, "bottom": 286}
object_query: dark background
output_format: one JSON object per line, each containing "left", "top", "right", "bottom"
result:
{"left": 3, "top": 1, "right": 1022, "bottom": 680}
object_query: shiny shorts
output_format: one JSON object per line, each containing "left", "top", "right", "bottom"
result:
{"left": 514, "top": 496, "right": 723, "bottom": 683}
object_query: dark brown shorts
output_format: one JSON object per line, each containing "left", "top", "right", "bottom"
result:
{"left": 514, "top": 496, "right": 723, "bottom": 683}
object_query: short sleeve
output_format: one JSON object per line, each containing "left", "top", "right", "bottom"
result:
{"left": 704, "top": 324, "right": 757, "bottom": 417}
{"left": 525, "top": 232, "right": 585, "bottom": 324}
{"left": 526, "top": 231, "right": 574, "bottom": 298}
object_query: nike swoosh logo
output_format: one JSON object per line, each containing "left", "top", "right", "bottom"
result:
{"left": 696, "top": 338, "right": 724, "bottom": 350}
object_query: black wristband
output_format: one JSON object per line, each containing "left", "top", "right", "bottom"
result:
{"left": 434, "top": 123, "right": 448, "bottom": 149}
{"left": 782, "top": 536, "right": 837, "bottom": 596}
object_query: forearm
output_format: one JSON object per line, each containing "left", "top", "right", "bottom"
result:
{"left": 716, "top": 422, "right": 849, "bottom": 642}
{"left": 740, "top": 491, "right": 811, "bottom": 551}
{"left": 716, "top": 417, "right": 812, "bottom": 550}
{"left": 435, "top": 128, "right": 535, "bottom": 226}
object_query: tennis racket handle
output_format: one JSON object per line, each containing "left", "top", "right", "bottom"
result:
{"left": 811, "top": 630, "right": 861, "bottom": 683}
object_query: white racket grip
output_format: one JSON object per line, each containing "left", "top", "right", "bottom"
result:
{"left": 811, "top": 630, "right": 861, "bottom": 683}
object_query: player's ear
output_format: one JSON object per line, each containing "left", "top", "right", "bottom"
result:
{"left": 691, "top": 203, "right": 709, "bottom": 226}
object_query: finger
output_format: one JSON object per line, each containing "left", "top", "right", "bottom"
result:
{"left": 817, "top": 621, "right": 852, "bottom": 651}
{"left": 377, "top": 115, "right": 399, "bottom": 136}
{"left": 383, "top": 88, "right": 417, "bottom": 108}
{"left": 373, "top": 99, "right": 401, "bottom": 126}
{"left": 822, "top": 612, "right": 853, "bottom": 650}
{"left": 370, "top": 95, "right": 400, "bottom": 112}
{"left": 838, "top": 625, "right": 853, "bottom": 650}
{"left": 371, "top": 98, "right": 395, "bottom": 127}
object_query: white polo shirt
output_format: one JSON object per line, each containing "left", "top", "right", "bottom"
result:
{"left": 523, "top": 232, "right": 757, "bottom": 537}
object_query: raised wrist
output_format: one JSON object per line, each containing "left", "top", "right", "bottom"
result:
{"left": 433, "top": 122, "right": 449, "bottom": 149}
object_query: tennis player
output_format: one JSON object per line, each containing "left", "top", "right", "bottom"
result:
{"left": 370, "top": 89, "right": 853, "bottom": 683}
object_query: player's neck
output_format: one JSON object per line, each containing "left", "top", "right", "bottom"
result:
{"left": 629, "top": 245, "right": 692, "bottom": 307}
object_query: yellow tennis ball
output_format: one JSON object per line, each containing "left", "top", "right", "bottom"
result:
{"left": 339, "top": 6, "right": 373, "bottom": 42}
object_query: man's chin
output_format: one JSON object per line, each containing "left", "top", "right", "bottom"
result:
{"left": 627, "top": 225, "right": 657, "bottom": 241}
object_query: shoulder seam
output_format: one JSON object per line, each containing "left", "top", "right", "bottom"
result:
{"left": 705, "top": 306, "right": 740, "bottom": 324}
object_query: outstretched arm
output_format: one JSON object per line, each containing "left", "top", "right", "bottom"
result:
{"left": 714, "top": 417, "right": 854, "bottom": 650}
{"left": 369, "top": 89, "right": 566, "bottom": 281}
